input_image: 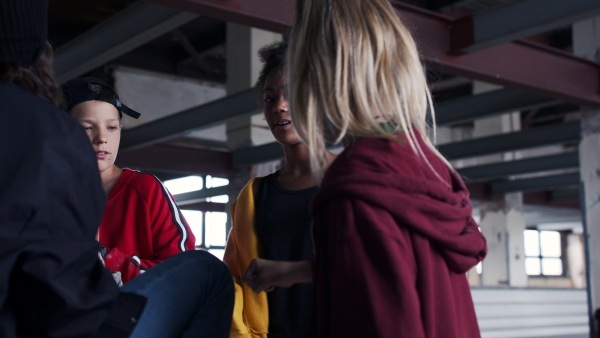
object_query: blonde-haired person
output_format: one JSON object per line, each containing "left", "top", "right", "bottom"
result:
{"left": 224, "top": 41, "right": 335, "bottom": 338}
{"left": 288, "top": 0, "right": 487, "bottom": 337}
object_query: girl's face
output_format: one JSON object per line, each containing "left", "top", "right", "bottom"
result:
{"left": 70, "top": 100, "right": 121, "bottom": 174}
{"left": 263, "top": 66, "right": 302, "bottom": 146}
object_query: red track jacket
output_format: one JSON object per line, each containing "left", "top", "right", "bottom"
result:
{"left": 99, "top": 168, "right": 196, "bottom": 283}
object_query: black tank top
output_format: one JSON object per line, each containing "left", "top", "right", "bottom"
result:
{"left": 255, "top": 171, "right": 317, "bottom": 338}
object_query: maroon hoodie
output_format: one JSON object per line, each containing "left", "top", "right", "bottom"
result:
{"left": 308, "top": 131, "right": 487, "bottom": 338}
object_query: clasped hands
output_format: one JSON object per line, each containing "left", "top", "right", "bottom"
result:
{"left": 242, "top": 258, "right": 312, "bottom": 294}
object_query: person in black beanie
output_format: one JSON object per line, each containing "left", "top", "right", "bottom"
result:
{"left": 0, "top": 0, "right": 62, "bottom": 105}
{"left": 0, "top": 1, "right": 234, "bottom": 337}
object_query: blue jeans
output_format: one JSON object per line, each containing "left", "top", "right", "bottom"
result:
{"left": 121, "top": 250, "right": 234, "bottom": 338}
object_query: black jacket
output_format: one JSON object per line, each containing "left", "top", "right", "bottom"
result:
{"left": 0, "top": 81, "right": 144, "bottom": 337}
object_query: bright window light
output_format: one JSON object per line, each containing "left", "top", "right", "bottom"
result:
{"left": 205, "top": 212, "right": 227, "bottom": 247}
{"left": 523, "top": 229, "right": 563, "bottom": 276}
{"left": 542, "top": 257, "right": 563, "bottom": 276}
{"left": 181, "top": 210, "right": 203, "bottom": 246}
{"left": 206, "top": 175, "right": 229, "bottom": 189}
{"left": 524, "top": 230, "right": 540, "bottom": 257}
{"left": 209, "top": 249, "right": 225, "bottom": 261}
{"left": 525, "top": 257, "right": 541, "bottom": 275}
{"left": 164, "top": 176, "right": 203, "bottom": 195}
{"left": 207, "top": 194, "right": 229, "bottom": 204}
{"left": 540, "top": 231, "right": 561, "bottom": 257}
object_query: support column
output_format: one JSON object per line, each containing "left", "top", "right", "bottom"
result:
{"left": 225, "top": 24, "right": 281, "bottom": 237}
{"left": 472, "top": 82, "right": 528, "bottom": 287}
{"left": 574, "top": 16, "right": 600, "bottom": 337}
{"left": 579, "top": 123, "right": 600, "bottom": 335}
{"left": 479, "top": 193, "right": 527, "bottom": 287}
{"left": 225, "top": 23, "right": 281, "bottom": 150}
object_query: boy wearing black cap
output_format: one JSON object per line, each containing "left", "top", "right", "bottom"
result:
{"left": 0, "top": 1, "right": 233, "bottom": 337}
{"left": 62, "top": 77, "right": 197, "bottom": 285}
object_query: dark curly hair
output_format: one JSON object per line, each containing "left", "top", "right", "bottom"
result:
{"left": 0, "top": 41, "right": 63, "bottom": 107}
{"left": 254, "top": 40, "right": 288, "bottom": 109}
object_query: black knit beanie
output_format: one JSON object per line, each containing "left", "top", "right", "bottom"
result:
{"left": 0, "top": 0, "right": 48, "bottom": 67}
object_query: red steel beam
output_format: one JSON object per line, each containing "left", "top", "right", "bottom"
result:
{"left": 141, "top": 0, "right": 294, "bottom": 33}
{"left": 467, "top": 183, "right": 580, "bottom": 209}
{"left": 142, "top": 0, "right": 600, "bottom": 107}
{"left": 395, "top": 4, "right": 600, "bottom": 107}
{"left": 524, "top": 191, "right": 581, "bottom": 209}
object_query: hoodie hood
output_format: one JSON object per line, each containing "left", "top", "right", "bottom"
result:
{"left": 312, "top": 132, "right": 487, "bottom": 274}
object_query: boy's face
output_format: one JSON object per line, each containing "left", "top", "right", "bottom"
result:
{"left": 69, "top": 100, "right": 121, "bottom": 174}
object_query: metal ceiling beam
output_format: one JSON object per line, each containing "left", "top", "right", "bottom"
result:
{"left": 118, "top": 86, "right": 563, "bottom": 154}
{"left": 141, "top": 0, "right": 294, "bottom": 33}
{"left": 231, "top": 142, "right": 283, "bottom": 168}
{"left": 395, "top": 4, "right": 600, "bottom": 107}
{"left": 174, "top": 186, "right": 229, "bottom": 205}
{"left": 140, "top": 0, "right": 600, "bottom": 106}
{"left": 177, "top": 201, "right": 227, "bottom": 212}
{"left": 54, "top": 2, "right": 198, "bottom": 83}
{"left": 552, "top": 188, "right": 581, "bottom": 201}
{"left": 120, "top": 87, "right": 560, "bottom": 153}
{"left": 523, "top": 190, "right": 581, "bottom": 209}
{"left": 438, "top": 120, "right": 580, "bottom": 160}
{"left": 435, "top": 89, "right": 559, "bottom": 126}
{"left": 233, "top": 121, "right": 581, "bottom": 168}
{"left": 120, "top": 88, "right": 255, "bottom": 151}
{"left": 453, "top": 0, "right": 600, "bottom": 53}
{"left": 231, "top": 142, "right": 343, "bottom": 168}
{"left": 491, "top": 172, "right": 580, "bottom": 194}
{"left": 457, "top": 152, "right": 579, "bottom": 181}
{"left": 115, "top": 144, "right": 232, "bottom": 177}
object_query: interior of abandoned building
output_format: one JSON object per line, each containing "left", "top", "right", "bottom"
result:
{"left": 46, "top": 0, "right": 600, "bottom": 337}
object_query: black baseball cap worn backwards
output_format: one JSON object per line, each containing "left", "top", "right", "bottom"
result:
{"left": 62, "top": 77, "right": 141, "bottom": 119}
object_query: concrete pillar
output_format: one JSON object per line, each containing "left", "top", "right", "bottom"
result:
{"left": 574, "top": 16, "right": 600, "bottom": 336}
{"left": 225, "top": 23, "right": 280, "bottom": 150}
{"left": 224, "top": 24, "right": 281, "bottom": 236}
{"left": 579, "top": 112, "right": 600, "bottom": 335}
{"left": 567, "top": 233, "right": 587, "bottom": 289}
{"left": 479, "top": 193, "right": 527, "bottom": 287}
{"left": 472, "top": 82, "right": 528, "bottom": 287}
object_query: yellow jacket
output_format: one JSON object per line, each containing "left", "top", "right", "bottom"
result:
{"left": 223, "top": 177, "right": 268, "bottom": 338}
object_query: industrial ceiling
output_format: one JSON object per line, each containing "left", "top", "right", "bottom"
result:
{"left": 47, "top": 0, "right": 600, "bottom": 215}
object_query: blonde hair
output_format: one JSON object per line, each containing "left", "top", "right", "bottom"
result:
{"left": 288, "top": 0, "right": 447, "bottom": 182}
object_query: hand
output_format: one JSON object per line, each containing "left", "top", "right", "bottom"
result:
{"left": 242, "top": 258, "right": 280, "bottom": 294}
{"left": 242, "top": 259, "right": 312, "bottom": 294}
{"left": 95, "top": 229, "right": 99, "bottom": 242}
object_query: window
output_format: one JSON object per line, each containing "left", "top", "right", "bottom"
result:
{"left": 205, "top": 212, "right": 227, "bottom": 260}
{"left": 206, "top": 175, "right": 229, "bottom": 188}
{"left": 206, "top": 195, "right": 229, "bottom": 203}
{"left": 524, "top": 229, "right": 563, "bottom": 276}
{"left": 180, "top": 210, "right": 203, "bottom": 246}
{"left": 205, "top": 212, "right": 227, "bottom": 247}
{"left": 167, "top": 175, "right": 230, "bottom": 261}
{"left": 164, "top": 175, "right": 203, "bottom": 194}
